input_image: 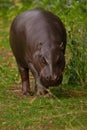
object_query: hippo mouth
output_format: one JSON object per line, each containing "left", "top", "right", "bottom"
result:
{"left": 40, "top": 75, "right": 63, "bottom": 88}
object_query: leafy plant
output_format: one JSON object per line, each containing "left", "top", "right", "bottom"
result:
{"left": 66, "top": 36, "right": 87, "bottom": 87}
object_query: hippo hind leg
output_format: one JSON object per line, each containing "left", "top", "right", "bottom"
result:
{"left": 18, "top": 64, "right": 31, "bottom": 95}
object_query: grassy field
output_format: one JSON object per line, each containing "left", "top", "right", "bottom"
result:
{"left": 0, "top": 16, "right": 87, "bottom": 130}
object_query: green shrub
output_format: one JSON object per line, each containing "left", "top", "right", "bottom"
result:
{"left": 66, "top": 35, "right": 87, "bottom": 87}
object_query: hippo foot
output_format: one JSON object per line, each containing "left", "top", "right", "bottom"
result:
{"left": 22, "top": 88, "right": 31, "bottom": 95}
{"left": 35, "top": 86, "right": 48, "bottom": 96}
{"left": 23, "top": 89, "right": 34, "bottom": 96}
{"left": 22, "top": 81, "right": 33, "bottom": 96}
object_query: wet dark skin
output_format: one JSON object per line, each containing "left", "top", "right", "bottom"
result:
{"left": 10, "top": 9, "right": 67, "bottom": 96}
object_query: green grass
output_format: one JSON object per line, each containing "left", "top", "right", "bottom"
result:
{"left": 0, "top": 17, "right": 87, "bottom": 130}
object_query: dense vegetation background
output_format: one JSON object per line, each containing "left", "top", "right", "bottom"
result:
{"left": 0, "top": 0, "right": 87, "bottom": 130}
{"left": 0, "top": 0, "right": 87, "bottom": 87}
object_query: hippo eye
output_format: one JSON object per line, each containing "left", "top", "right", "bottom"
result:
{"left": 56, "top": 57, "right": 62, "bottom": 65}
{"left": 41, "top": 57, "right": 47, "bottom": 65}
{"left": 39, "top": 55, "right": 47, "bottom": 65}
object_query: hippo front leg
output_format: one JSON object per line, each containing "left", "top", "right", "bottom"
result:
{"left": 18, "top": 64, "right": 31, "bottom": 95}
{"left": 28, "top": 63, "right": 47, "bottom": 96}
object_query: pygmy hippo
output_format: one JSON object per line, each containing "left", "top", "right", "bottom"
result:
{"left": 10, "top": 9, "right": 67, "bottom": 96}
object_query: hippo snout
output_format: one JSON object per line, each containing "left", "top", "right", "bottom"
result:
{"left": 40, "top": 70, "right": 63, "bottom": 87}
{"left": 40, "top": 73, "right": 58, "bottom": 82}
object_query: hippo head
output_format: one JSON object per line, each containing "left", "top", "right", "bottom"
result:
{"left": 33, "top": 42, "right": 65, "bottom": 87}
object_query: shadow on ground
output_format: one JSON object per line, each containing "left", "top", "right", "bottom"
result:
{"left": 9, "top": 83, "right": 87, "bottom": 99}
{"left": 50, "top": 86, "right": 87, "bottom": 98}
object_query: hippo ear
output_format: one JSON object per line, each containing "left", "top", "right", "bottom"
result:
{"left": 59, "top": 42, "right": 64, "bottom": 50}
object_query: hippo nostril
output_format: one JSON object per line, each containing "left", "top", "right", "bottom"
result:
{"left": 53, "top": 75, "right": 57, "bottom": 80}
{"left": 52, "top": 74, "right": 57, "bottom": 81}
